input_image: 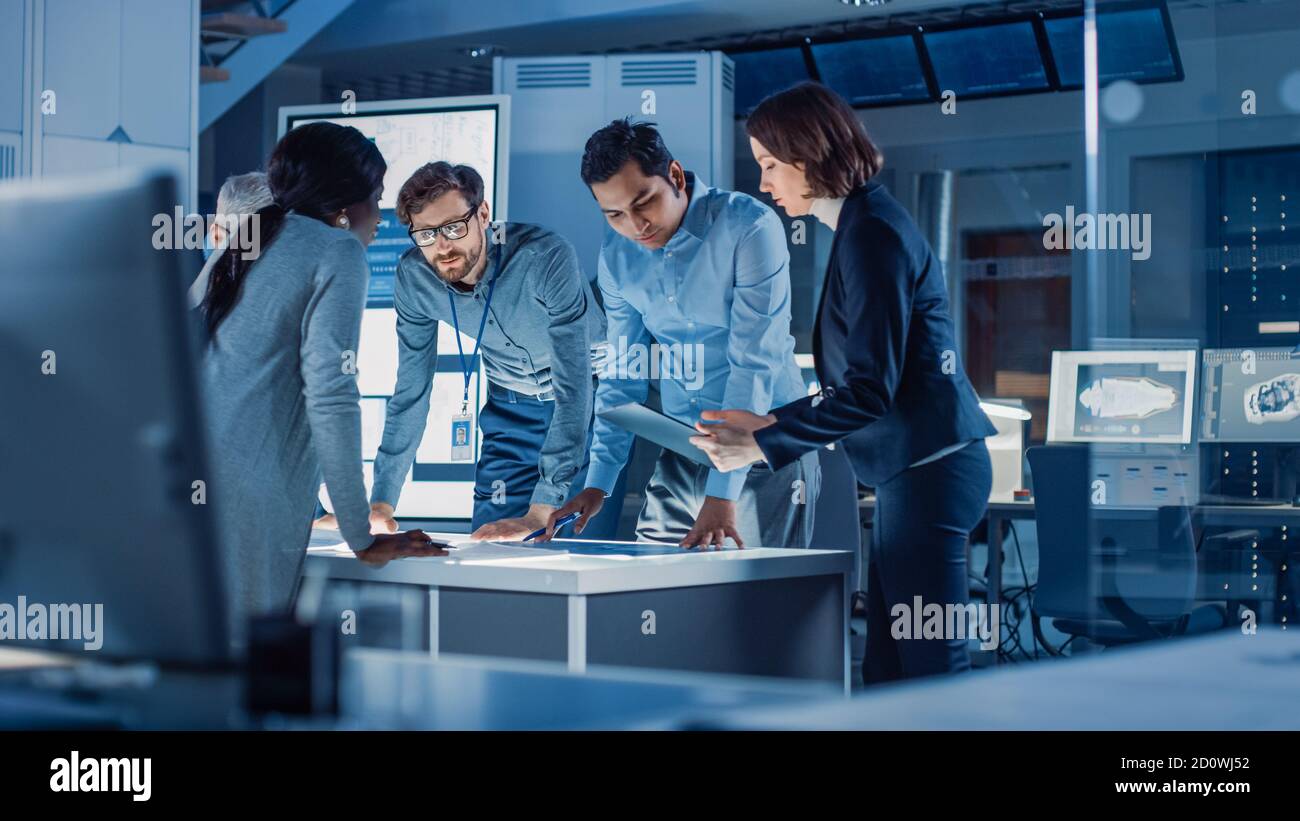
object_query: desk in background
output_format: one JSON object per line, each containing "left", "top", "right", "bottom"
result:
{"left": 858, "top": 497, "right": 1035, "bottom": 614}
{"left": 857, "top": 498, "right": 1300, "bottom": 655}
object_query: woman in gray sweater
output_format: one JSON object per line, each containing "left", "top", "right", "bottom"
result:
{"left": 199, "top": 122, "right": 439, "bottom": 648}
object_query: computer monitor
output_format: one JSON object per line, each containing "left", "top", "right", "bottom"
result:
{"left": 1047, "top": 349, "right": 1197, "bottom": 444}
{"left": 279, "top": 95, "right": 510, "bottom": 522}
{"left": 1044, "top": 1, "right": 1182, "bottom": 89}
{"left": 0, "top": 169, "right": 229, "bottom": 665}
{"left": 809, "top": 33, "right": 931, "bottom": 106}
{"left": 1199, "top": 347, "right": 1300, "bottom": 442}
{"left": 921, "top": 19, "right": 1051, "bottom": 99}
{"left": 726, "top": 46, "right": 814, "bottom": 116}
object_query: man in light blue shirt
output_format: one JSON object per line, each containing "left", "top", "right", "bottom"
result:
{"left": 543, "top": 119, "right": 820, "bottom": 548}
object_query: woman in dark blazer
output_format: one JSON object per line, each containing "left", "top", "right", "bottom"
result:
{"left": 691, "top": 82, "right": 997, "bottom": 683}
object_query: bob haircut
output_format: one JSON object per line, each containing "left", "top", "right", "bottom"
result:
{"left": 746, "top": 81, "right": 883, "bottom": 199}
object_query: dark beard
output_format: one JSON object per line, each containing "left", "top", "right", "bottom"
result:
{"left": 434, "top": 239, "right": 483, "bottom": 287}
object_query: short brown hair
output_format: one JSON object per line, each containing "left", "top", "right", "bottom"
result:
{"left": 396, "top": 161, "right": 484, "bottom": 225}
{"left": 746, "top": 82, "right": 883, "bottom": 199}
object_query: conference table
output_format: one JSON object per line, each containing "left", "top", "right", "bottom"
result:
{"left": 304, "top": 531, "right": 856, "bottom": 691}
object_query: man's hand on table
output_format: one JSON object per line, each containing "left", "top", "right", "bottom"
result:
{"left": 534, "top": 488, "right": 606, "bottom": 542}
{"left": 369, "top": 502, "right": 399, "bottom": 534}
{"left": 313, "top": 503, "right": 400, "bottom": 536}
{"left": 469, "top": 504, "right": 555, "bottom": 542}
{"left": 681, "top": 496, "right": 744, "bottom": 550}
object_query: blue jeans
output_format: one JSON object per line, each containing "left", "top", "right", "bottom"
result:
{"left": 472, "top": 382, "right": 625, "bottom": 539}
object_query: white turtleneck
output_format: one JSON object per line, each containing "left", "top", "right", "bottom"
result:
{"left": 808, "top": 197, "right": 845, "bottom": 231}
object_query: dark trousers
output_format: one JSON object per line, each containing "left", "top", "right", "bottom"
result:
{"left": 635, "top": 449, "right": 821, "bottom": 548}
{"left": 472, "top": 383, "right": 625, "bottom": 539}
{"left": 863, "top": 438, "right": 992, "bottom": 685}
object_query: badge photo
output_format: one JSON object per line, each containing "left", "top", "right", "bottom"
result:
{"left": 450, "top": 412, "right": 474, "bottom": 462}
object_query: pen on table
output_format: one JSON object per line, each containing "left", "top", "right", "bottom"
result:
{"left": 523, "top": 511, "right": 579, "bottom": 542}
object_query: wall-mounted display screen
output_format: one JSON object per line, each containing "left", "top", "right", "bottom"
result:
{"left": 1045, "top": 5, "right": 1182, "bottom": 88}
{"left": 809, "top": 34, "right": 931, "bottom": 105}
{"left": 922, "top": 21, "right": 1051, "bottom": 97}
{"left": 728, "top": 47, "right": 813, "bottom": 115}
{"left": 280, "top": 96, "right": 508, "bottom": 520}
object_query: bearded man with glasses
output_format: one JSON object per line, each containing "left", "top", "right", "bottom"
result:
{"left": 368, "top": 161, "right": 622, "bottom": 540}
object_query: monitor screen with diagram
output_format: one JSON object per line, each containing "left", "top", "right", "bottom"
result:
{"left": 279, "top": 95, "right": 509, "bottom": 519}
{"left": 1047, "top": 349, "right": 1196, "bottom": 444}
{"left": 1199, "top": 347, "right": 1300, "bottom": 443}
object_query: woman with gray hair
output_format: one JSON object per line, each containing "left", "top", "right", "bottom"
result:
{"left": 188, "top": 171, "right": 276, "bottom": 308}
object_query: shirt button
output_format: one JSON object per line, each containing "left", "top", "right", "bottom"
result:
{"left": 687, "top": 321, "right": 694, "bottom": 329}
{"left": 488, "top": 319, "right": 495, "bottom": 325}
{"left": 667, "top": 296, "right": 675, "bottom": 303}
{"left": 505, "top": 341, "right": 512, "bottom": 347}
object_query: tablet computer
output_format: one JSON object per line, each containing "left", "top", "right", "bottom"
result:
{"left": 597, "top": 402, "right": 714, "bottom": 466}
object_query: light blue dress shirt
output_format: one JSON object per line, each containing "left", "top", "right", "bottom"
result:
{"left": 585, "top": 174, "right": 805, "bottom": 501}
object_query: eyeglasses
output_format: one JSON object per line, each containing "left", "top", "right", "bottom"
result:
{"left": 408, "top": 206, "right": 479, "bottom": 247}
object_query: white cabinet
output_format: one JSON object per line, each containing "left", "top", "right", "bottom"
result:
{"left": 603, "top": 54, "right": 733, "bottom": 191}
{"left": 41, "top": 133, "right": 118, "bottom": 175}
{"left": 33, "top": 0, "right": 196, "bottom": 208}
{"left": 494, "top": 52, "right": 734, "bottom": 280}
{"left": 0, "top": 0, "right": 25, "bottom": 134}
{"left": 41, "top": 0, "right": 123, "bottom": 141}
{"left": 121, "top": 0, "right": 193, "bottom": 149}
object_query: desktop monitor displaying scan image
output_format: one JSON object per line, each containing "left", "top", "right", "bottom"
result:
{"left": 279, "top": 95, "right": 509, "bottom": 520}
{"left": 1047, "top": 349, "right": 1197, "bottom": 444}
{"left": 1199, "top": 348, "right": 1300, "bottom": 442}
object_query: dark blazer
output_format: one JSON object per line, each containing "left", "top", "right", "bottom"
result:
{"left": 755, "top": 179, "right": 996, "bottom": 486}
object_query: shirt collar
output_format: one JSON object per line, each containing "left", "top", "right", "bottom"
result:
{"left": 666, "top": 171, "right": 709, "bottom": 246}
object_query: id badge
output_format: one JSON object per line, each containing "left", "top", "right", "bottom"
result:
{"left": 450, "top": 411, "right": 474, "bottom": 462}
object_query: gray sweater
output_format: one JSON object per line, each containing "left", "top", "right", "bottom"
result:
{"left": 201, "top": 214, "right": 373, "bottom": 643}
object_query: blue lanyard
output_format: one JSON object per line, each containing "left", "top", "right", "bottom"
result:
{"left": 446, "top": 274, "right": 498, "bottom": 410}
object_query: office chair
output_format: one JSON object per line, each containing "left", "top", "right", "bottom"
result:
{"left": 1026, "top": 444, "right": 1229, "bottom": 647}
